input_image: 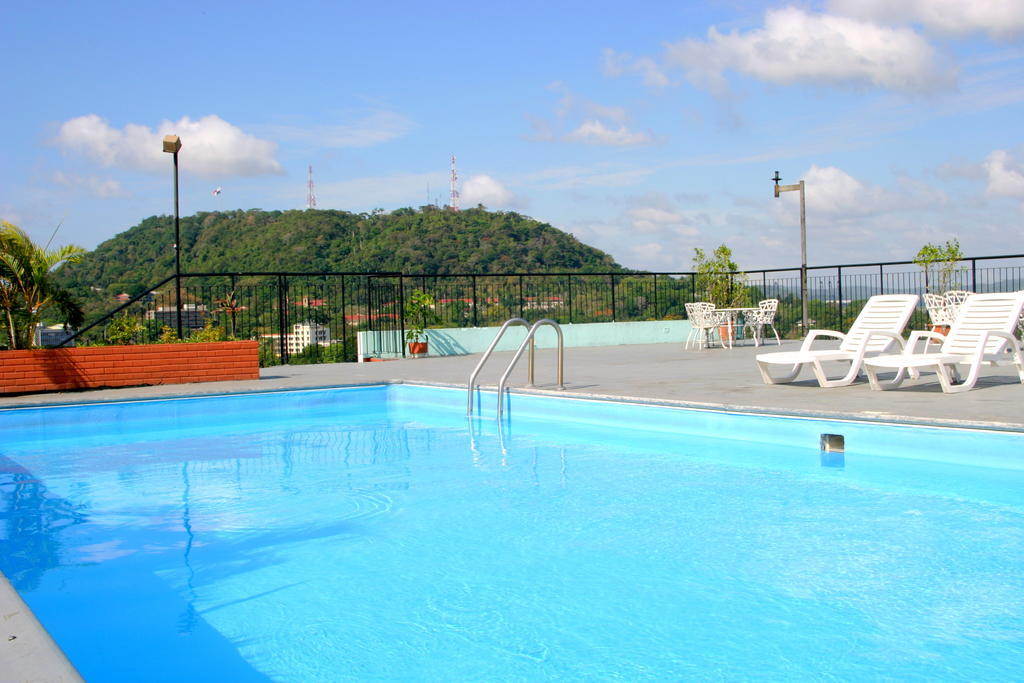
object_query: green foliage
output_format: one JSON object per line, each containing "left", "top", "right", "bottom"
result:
{"left": 0, "top": 220, "right": 86, "bottom": 349}
{"left": 404, "top": 289, "right": 438, "bottom": 342}
{"left": 105, "top": 313, "right": 142, "bottom": 345}
{"left": 189, "top": 319, "right": 228, "bottom": 343}
{"left": 157, "top": 326, "right": 179, "bottom": 344}
{"left": 53, "top": 208, "right": 624, "bottom": 322}
{"left": 913, "top": 239, "right": 964, "bottom": 293}
{"left": 692, "top": 244, "right": 746, "bottom": 308}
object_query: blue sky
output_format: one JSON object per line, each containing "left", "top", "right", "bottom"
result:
{"left": 3, "top": 0, "right": 1023, "bottom": 271}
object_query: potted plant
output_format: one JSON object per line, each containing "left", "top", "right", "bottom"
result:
{"left": 692, "top": 244, "right": 747, "bottom": 342}
{"left": 404, "top": 289, "right": 437, "bottom": 356}
{"left": 914, "top": 239, "right": 965, "bottom": 337}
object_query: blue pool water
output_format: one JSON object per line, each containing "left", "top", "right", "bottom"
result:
{"left": 2, "top": 385, "right": 1023, "bottom": 680}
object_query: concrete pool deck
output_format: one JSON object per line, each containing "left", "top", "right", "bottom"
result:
{"left": 2, "top": 340, "right": 1022, "bottom": 430}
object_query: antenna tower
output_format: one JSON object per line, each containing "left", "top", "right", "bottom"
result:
{"left": 449, "top": 155, "right": 460, "bottom": 211}
{"left": 306, "top": 165, "right": 317, "bottom": 210}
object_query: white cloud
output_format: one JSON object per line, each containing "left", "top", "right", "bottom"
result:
{"left": 524, "top": 165, "right": 654, "bottom": 189}
{"left": 53, "top": 114, "right": 283, "bottom": 178}
{"left": 983, "top": 149, "right": 1024, "bottom": 197}
{"left": 461, "top": 175, "right": 515, "bottom": 208}
{"left": 664, "top": 7, "right": 955, "bottom": 94}
{"left": 564, "top": 120, "right": 653, "bottom": 146}
{"left": 263, "top": 111, "right": 416, "bottom": 148}
{"left": 548, "top": 82, "right": 630, "bottom": 124}
{"left": 51, "top": 171, "right": 128, "bottom": 198}
{"left": 602, "top": 49, "right": 671, "bottom": 87}
{"left": 625, "top": 207, "right": 698, "bottom": 235}
{"left": 829, "top": 0, "right": 1024, "bottom": 41}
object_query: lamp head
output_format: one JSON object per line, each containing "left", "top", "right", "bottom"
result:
{"left": 162, "top": 135, "right": 182, "bottom": 154}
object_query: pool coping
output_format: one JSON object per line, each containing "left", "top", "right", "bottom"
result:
{"left": 3, "top": 378, "right": 1024, "bottom": 434}
{"left": 3, "top": 376, "right": 1022, "bottom": 678}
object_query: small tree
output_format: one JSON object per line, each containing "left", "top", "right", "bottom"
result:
{"left": 913, "top": 239, "right": 964, "bottom": 293}
{"left": 0, "top": 221, "right": 85, "bottom": 349}
{"left": 692, "top": 244, "right": 746, "bottom": 308}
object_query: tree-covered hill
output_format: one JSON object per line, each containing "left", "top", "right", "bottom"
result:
{"left": 56, "top": 207, "right": 623, "bottom": 298}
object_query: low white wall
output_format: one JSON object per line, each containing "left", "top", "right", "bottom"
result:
{"left": 357, "top": 319, "right": 692, "bottom": 360}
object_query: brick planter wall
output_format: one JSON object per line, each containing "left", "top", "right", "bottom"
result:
{"left": 0, "top": 341, "right": 260, "bottom": 395}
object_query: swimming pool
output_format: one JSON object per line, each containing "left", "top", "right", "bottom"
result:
{"left": 2, "top": 384, "right": 1023, "bottom": 680}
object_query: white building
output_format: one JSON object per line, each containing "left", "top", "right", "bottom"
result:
{"left": 261, "top": 322, "right": 332, "bottom": 355}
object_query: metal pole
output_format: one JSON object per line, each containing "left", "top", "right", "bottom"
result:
{"left": 799, "top": 180, "right": 808, "bottom": 332}
{"left": 173, "top": 150, "right": 183, "bottom": 339}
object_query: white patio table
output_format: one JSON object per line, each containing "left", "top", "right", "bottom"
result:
{"left": 713, "top": 307, "right": 760, "bottom": 348}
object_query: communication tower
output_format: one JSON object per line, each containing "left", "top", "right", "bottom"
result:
{"left": 307, "top": 165, "right": 317, "bottom": 210}
{"left": 449, "top": 155, "right": 460, "bottom": 211}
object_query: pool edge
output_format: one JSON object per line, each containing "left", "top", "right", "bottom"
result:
{"left": 0, "top": 572, "right": 83, "bottom": 682}
{"left": 3, "top": 377, "right": 1022, "bottom": 435}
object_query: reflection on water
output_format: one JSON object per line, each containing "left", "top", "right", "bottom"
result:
{"left": 0, "top": 455, "right": 88, "bottom": 590}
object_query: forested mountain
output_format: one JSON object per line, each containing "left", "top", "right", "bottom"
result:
{"left": 56, "top": 207, "right": 623, "bottom": 298}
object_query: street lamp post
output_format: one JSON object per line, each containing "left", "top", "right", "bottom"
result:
{"left": 773, "top": 171, "right": 808, "bottom": 332}
{"left": 163, "top": 135, "right": 183, "bottom": 339}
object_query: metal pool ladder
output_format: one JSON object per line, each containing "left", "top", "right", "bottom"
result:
{"left": 467, "top": 318, "right": 565, "bottom": 417}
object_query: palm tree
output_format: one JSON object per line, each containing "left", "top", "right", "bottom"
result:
{"left": 0, "top": 221, "right": 86, "bottom": 349}
{"left": 213, "top": 289, "right": 246, "bottom": 339}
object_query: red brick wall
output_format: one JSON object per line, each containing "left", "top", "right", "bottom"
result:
{"left": 0, "top": 341, "right": 260, "bottom": 395}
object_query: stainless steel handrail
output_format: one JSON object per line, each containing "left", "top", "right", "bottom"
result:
{"left": 467, "top": 318, "right": 532, "bottom": 415}
{"left": 496, "top": 318, "right": 564, "bottom": 419}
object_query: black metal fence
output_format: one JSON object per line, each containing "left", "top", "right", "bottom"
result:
{"left": 60, "top": 254, "right": 1024, "bottom": 364}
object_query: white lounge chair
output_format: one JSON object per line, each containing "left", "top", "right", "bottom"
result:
{"left": 863, "top": 291, "right": 1024, "bottom": 393}
{"left": 755, "top": 294, "right": 919, "bottom": 388}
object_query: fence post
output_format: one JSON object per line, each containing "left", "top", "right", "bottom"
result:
{"left": 519, "top": 275, "right": 524, "bottom": 319}
{"left": 837, "top": 266, "right": 843, "bottom": 330}
{"left": 277, "top": 275, "right": 288, "bottom": 363}
{"left": 971, "top": 259, "right": 977, "bottom": 291}
{"left": 398, "top": 275, "right": 406, "bottom": 357}
{"left": 340, "top": 275, "right": 347, "bottom": 361}
{"left": 652, "top": 274, "right": 658, "bottom": 319}
{"left": 472, "top": 275, "right": 479, "bottom": 327}
{"left": 567, "top": 275, "right": 573, "bottom": 323}
{"left": 879, "top": 264, "right": 884, "bottom": 294}
{"left": 610, "top": 274, "right": 617, "bottom": 321}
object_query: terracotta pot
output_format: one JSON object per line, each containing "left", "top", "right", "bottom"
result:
{"left": 930, "top": 325, "right": 950, "bottom": 336}
{"left": 408, "top": 341, "right": 428, "bottom": 355}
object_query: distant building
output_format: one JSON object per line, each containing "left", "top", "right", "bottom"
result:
{"left": 261, "top": 322, "right": 332, "bottom": 355}
{"left": 145, "top": 303, "right": 208, "bottom": 330}
{"left": 34, "top": 324, "right": 75, "bottom": 347}
{"left": 114, "top": 292, "right": 132, "bottom": 303}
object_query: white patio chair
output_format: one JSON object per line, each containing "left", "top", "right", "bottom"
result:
{"left": 923, "top": 292, "right": 953, "bottom": 351}
{"left": 744, "top": 299, "right": 781, "bottom": 347}
{"left": 755, "top": 294, "right": 919, "bottom": 388}
{"left": 944, "top": 290, "right": 972, "bottom": 317}
{"left": 684, "top": 302, "right": 721, "bottom": 350}
{"left": 863, "top": 291, "right": 1024, "bottom": 393}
